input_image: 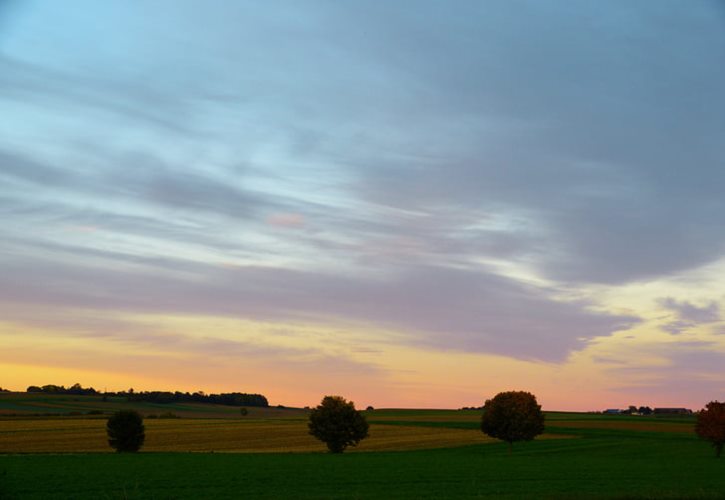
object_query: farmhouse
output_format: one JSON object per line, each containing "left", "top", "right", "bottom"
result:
{"left": 653, "top": 408, "right": 692, "bottom": 415}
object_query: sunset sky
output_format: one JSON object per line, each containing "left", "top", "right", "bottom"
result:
{"left": 1, "top": 0, "right": 724, "bottom": 411}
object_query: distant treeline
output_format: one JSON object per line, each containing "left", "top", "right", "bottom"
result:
{"left": 25, "top": 383, "right": 269, "bottom": 407}
{"left": 126, "top": 391, "right": 268, "bottom": 407}
{"left": 27, "top": 384, "right": 99, "bottom": 396}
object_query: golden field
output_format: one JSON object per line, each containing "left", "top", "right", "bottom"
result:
{"left": 0, "top": 418, "right": 502, "bottom": 453}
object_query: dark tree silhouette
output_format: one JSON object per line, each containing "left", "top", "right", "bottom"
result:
{"left": 695, "top": 401, "right": 725, "bottom": 457}
{"left": 308, "top": 396, "right": 369, "bottom": 453}
{"left": 638, "top": 406, "right": 653, "bottom": 415}
{"left": 107, "top": 410, "right": 145, "bottom": 452}
{"left": 481, "top": 391, "right": 545, "bottom": 453}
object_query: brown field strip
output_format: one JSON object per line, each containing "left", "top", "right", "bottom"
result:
{"left": 544, "top": 420, "right": 694, "bottom": 433}
{"left": 367, "top": 414, "right": 480, "bottom": 423}
{"left": 0, "top": 418, "right": 572, "bottom": 453}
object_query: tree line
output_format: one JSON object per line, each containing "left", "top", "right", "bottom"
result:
{"left": 25, "top": 383, "right": 268, "bottom": 407}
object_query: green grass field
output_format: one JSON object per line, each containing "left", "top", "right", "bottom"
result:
{"left": 2, "top": 433, "right": 723, "bottom": 499}
{"left": 1, "top": 394, "right": 722, "bottom": 499}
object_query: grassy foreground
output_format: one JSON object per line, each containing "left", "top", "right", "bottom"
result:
{"left": 1, "top": 434, "right": 724, "bottom": 499}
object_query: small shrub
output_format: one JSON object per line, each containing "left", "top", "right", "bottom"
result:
{"left": 240, "top": 408, "right": 248, "bottom": 416}
{"left": 107, "top": 410, "right": 145, "bottom": 452}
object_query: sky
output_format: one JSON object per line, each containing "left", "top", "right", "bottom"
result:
{"left": 1, "top": 0, "right": 724, "bottom": 411}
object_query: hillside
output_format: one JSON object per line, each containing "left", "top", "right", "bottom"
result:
{"left": 0, "top": 392, "right": 304, "bottom": 419}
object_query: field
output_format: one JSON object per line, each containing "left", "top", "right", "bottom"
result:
{"left": 1, "top": 394, "right": 722, "bottom": 499}
{"left": 0, "top": 418, "right": 514, "bottom": 453}
{"left": 0, "top": 392, "right": 300, "bottom": 419}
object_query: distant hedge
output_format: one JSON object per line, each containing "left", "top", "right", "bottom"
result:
{"left": 126, "top": 391, "right": 268, "bottom": 407}
{"left": 26, "top": 384, "right": 268, "bottom": 407}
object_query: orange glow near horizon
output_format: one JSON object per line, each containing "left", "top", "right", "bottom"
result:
{"left": 2, "top": 282, "right": 723, "bottom": 412}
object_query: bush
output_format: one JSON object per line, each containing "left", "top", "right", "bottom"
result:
{"left": 481, "top": 391, "right": 544, "bottom": 452}
{"left": 308, "top": 396, "right": 369, "bottom": 453}
{"left": 107, "top": 410, "right": 145, "bottom": 452}
{"left": 240, "top": 408, "right": 248, "bottom": 416}
{"left": 695, "top": 401, "right": 725, "bottom": 457}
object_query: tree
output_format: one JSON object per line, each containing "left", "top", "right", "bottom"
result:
{"left": 481, "top": 391, "right": 545, "bottom": 453}
{"left": 308, "top": 396, "right": 369, "bottom": 453}
{"left": 695, "top": 401, "right": 725, "bottom": 458}
{"left": 107, "top": 410, "right": 145, "bottom": 452}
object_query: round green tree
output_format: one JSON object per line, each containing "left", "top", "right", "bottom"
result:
{"left": 308, "top": 395, "right": 369, "bottom": 453}
{"left": 481, "top": 391, "right": 544, "bottom": 452}
{"left": 107, "top": 410, "right": 145, "bottom": 452}
{"left": 695, "top": 401, "right": 725, "bottom": 457}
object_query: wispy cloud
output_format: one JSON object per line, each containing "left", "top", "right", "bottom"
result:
{"left": 1, "top": 0, "right": 724, "bottom": 406}
{"left": 0, "top": 243, "right": 637, "bottom": 362}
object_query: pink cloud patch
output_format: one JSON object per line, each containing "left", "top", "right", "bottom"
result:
{"left": 266, "top": 213, "right": 305, "bottom": 228}
{"left": 65, "top": 225, "right": 100, "bottom": 233}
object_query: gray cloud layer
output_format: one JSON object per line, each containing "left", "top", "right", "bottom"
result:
{"left": 1, "top": 0, "right": 723, "bottom": 362}
{"left": 0, "top": 247, "right": 636, "bottom": 362}
{"left": 658, "top": 297, "right": 721, "bottom": 334}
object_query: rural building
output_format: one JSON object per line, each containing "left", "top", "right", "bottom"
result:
{"left": 653, "top": 408, "right": 692, "bottom": 415}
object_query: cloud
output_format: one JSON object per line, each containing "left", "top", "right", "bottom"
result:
{"left": 4, "top": 1, "right": 725, "bottom": 287}
{"left": 0, "top": 246, "right": 637, "bottom": 362}
{"left": 606, "top": 341, "right": 725, "bottom": 407}
{"left": 657, "top": 297, "right": 721, "bottom": 334}
{"left": 0, "top": 148, "right": 337, "bottom": 268}
{"left": 659, "top": 298, "right": 720, "bottom": 323}
{"left": 0, "top": 150, "right": 69, "bottom": 186}
{"left": 266, "top": 213, "right": 305, "bottom": 228}
{"left": 0, "top": 0, "right": 722, "bottom": 382}
{"left": 0, "top": 55, "right": 195, "bottom": 135}
{"left": 0, "top": 306, "right": 382, "bottom": 381}
{"left": 313, "top": 1, "right": 725, "bottom": 284}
